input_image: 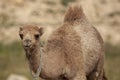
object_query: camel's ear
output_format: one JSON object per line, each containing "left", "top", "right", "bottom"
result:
{"left": 39, "top": 27, "right": 43, "bottom": 36}
{"left": 19, "top": 27, "right": 23, "bottom": 31}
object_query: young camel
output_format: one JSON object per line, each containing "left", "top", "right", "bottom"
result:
{"left": 19, "top": 6, "right": 107, "bottom": 80}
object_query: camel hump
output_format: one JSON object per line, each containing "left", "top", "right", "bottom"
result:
{"left": 64, "top": 5, "right": 85, "bottom": 24}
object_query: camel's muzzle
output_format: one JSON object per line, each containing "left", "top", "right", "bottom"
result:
{"left": 23, "top": 39, "right": 32, "bottom": 48}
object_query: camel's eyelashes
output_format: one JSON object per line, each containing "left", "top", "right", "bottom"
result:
{"left": 34, "top": 34, "right": 40, "bottom": 40}
{"left": 19, "top": 34, "right": 23, "bottom": 40}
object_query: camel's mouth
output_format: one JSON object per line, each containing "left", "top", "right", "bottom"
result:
{"left": 24, "top": 45, "right": 30, "bottom": 48}
{"left": 23, "top": 44, "right": 32, "bottom": 49}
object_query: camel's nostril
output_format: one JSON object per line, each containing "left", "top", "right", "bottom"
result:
{"left": 24, "top": 39, "right": 31, "bottom": 43}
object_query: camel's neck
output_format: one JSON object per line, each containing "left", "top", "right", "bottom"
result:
{"left": 25, "top": 45, "right": 40, "bottom": 73}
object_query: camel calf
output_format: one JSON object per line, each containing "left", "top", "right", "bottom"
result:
{"left": 19, "top": 5, "right": 107, "bottom": 80}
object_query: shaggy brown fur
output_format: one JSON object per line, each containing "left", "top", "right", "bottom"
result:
{"left": 19, "top": 5, "right": 107, "bottom": 80}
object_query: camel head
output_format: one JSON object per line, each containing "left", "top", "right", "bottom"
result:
{"left": 19, "top": 25, "right": 43, "bottom": 49}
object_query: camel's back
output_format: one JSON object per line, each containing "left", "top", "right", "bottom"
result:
{"left": 74, "top": 21, "right": 104, "bottom": 75}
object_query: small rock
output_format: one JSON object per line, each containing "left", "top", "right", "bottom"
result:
{"left": 7, "top": 74, "right": 28, "bottom": 80}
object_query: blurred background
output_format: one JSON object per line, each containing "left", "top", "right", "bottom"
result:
{"left": 0, "top": 0, "right": 120, "bottom": 80}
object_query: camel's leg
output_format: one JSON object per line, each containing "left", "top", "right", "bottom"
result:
{"left": 70, "top": 73, "right": 87, "bottom": 80}
{"left": 87, "top": 69, "right": 104, "bottom": 80}
{"left": 87, "top": 54, "right": 105, "bottom": 80}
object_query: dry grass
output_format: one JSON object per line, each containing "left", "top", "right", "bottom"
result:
{"left": 105, "top": 42, "right": 120, "bottom": 80}
{"left": 0, "top": 42, "right": 31, "bottom": 80}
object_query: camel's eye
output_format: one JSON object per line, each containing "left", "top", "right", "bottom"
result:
{"left": 19, "top": 34, "right": 23, "bottom": 40}
{"left": 34, "top": 34, "right": 40, "bottom": 40}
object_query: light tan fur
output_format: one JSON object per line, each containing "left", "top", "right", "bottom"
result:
{"left": 19, "top": 5, "right": 107, "bottom": 80}
{"left": 19, "top": 25, "right": 43, "bottom": 72}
